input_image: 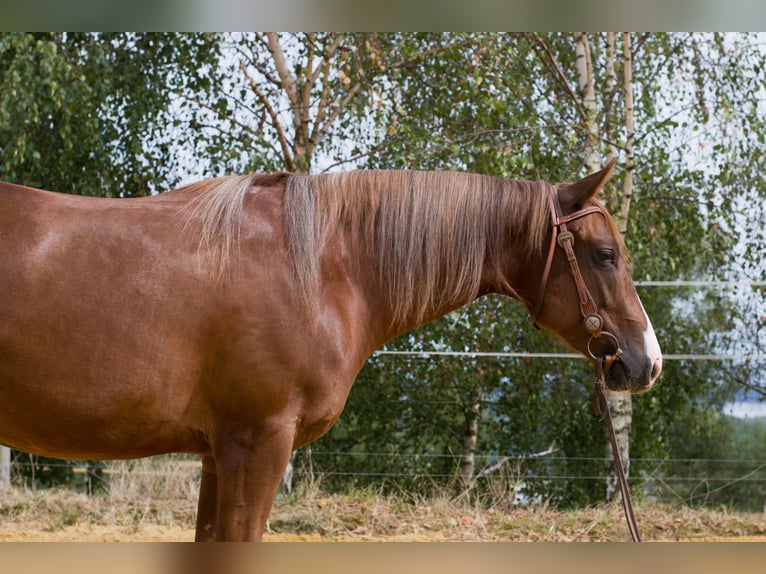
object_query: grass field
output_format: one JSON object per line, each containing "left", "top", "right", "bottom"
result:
{"left": 1, "top": 473, "right": 765, "bottom": 542}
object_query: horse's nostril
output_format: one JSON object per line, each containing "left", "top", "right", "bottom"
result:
{"left": 650, "top": 360, "right": 662, "bottom": 381}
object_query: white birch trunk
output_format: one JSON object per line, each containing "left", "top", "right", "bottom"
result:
{"left": 576, "top": 33, "right": 600, "bottom": 171}
{"left": 278, "top": 451, "right": 296, "bottom": 496}
{"left": 576, "top": 32, "right": 635, "bottom": 502}
{"left": 458, "top": 396, "right": 481, "bottom": 490}
{"left": 604, "top": 391, "right": 633, "bottom": 500}
{"left": 604, "top": 33, "right": 636, "bottom": 502}
{"left": 621, "top": 32, "right": 636, "bottom": 235}
{"left": 605, "top": 32, "right": 617, "bottom": 166}
{"left": 0, "top": 446, "right": 10, "bottom": 488}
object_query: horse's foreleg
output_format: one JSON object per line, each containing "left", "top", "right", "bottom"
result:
{"left": 213, "top": 426, "right": 294, "bottom": 541}
{"left": 194, "top": 455, "right": 218, "bottom": 542}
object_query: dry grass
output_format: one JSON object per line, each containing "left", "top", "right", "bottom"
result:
{"left": 0, "top": 461, "right": 764, "bottom": 542}
{"left": 0, "top": 457, "right": 199, "bottom": 540}
{"left": 267, "top": 481, "right": 766, "bottom": 542}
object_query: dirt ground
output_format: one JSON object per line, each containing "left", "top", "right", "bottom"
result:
{"left": 1, "top": 524, "right": 765, "bottom": 542}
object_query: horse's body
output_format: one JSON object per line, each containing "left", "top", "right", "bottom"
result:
{"left": 0, "top": 164, "right": 661, "bottom": 540}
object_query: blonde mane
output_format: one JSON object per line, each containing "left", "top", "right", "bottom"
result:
{"left": 179, "top": 175, "right": 257, "bottom": 279}
{"left": 179, "top": 170, "right": 553, "bottom": 321}
{"left": 284, "top": 170, "right": 552, "bottom": 323}
{"left": 179, "top": 173, "right": 289, "bottom": 280}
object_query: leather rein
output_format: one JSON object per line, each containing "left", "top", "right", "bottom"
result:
{"left": 595, "top": 356, "right": 642, "bottom": 542}
{"left": 527, "top": 185, "right": 641, "bottom": 542}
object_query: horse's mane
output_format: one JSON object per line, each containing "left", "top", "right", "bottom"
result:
{"left": 180, "top": 170, "right": 552, "bottom": 322}
{"left": 178, "top": 173, "right": 288, "bottom": 280}
{"left": 284, "top": 170, "right": 551, "bottom": 323}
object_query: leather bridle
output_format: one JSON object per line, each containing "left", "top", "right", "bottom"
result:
{"left": 594, "top": 355, "right": 642, "bottom": 542}
{"left": 528, "top": 184, "right": 640, "bottom": 541}
{"left": 527, "top": 184, "right": 623, "bottom": 362}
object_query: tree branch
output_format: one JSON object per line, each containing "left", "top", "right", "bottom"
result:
{"left": 239, "top": 61, "right": 295, "bottom": 171}
{"left": 265, "top": 32, "right": 301, "bottom": 132}
{"left": 621, "top": 32, "right": 635, "bottom": 234}
{"left": 314, "top": 81, "right": 363, "bottom": 153}
{"left": 307, "top": 34, "right": 348, "bottom": 160}
{"left": 476, "top": 443, "right": 559, "bottom": 479}
{"left": 528, "top": 32, "right": 588, "bottom": 124}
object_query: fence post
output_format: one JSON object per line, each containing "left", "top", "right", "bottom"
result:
{"left": 0, "top": 446, "right": 10, "bottom": 488}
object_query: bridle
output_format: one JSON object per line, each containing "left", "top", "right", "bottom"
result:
{"left": 527, "top": 184, "right": 623, "bottom": 362}
{"left": 528, "top": 184, "right": 641, "bottom": 542}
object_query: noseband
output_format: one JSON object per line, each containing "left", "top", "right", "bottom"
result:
{"left": 527, "top": 185, "right": 623, "bottom": 361}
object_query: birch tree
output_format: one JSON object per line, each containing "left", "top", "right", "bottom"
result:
{"left": 178, "top": 32, "right": 766, "bottom": 505}
{"left": 180, "top": 32, "right": 399, "bottom": 175}
{"left": 597, "top": 32, "right": 638, "bottom": 502}
{"left": 531, "top": 31, "right": 638, "bottom": 501}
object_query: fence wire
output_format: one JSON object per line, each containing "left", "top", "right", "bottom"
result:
{"left": 10, "top": 453, "right": 765, "bottom": 499}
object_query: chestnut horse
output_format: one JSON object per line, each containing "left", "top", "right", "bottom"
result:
{"left": 0, "top": 161, "right": 661, "bottom": 541}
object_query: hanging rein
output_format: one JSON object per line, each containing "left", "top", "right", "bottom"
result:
{"left": 528, "top": 185, "right": 641, "bottom": 542}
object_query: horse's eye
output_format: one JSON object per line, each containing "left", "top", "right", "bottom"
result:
{"left": 596, "top": 249, "right": 617, "bottom": 267}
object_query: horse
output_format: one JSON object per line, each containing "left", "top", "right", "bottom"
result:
{"left": 0, "top": 160, "right": 662, "bottom": 541}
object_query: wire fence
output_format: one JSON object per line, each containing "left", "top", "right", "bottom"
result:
{"left": 633, "top": 280, "right": 766, "bottom": 287}
{"left": 4, "top": 280, "right": 763, "bottom": 507}
{"left": 371, "top": 278, "right": 766, "bottom": 361}
{"left": 11, "top": 452, "right": 766, "bottom": 483}
{"left": 8, "top": 451, "right": 765, "bottom": 510}
{"left": 374, "top": 350, "right": 766, "bottom": 360}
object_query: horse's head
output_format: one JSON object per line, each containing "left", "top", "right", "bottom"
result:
{"left": 526, "top": 161, "right": 662, "bottom": 393}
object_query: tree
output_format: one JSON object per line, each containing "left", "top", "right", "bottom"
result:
{"left": 310, "top": 32, "right": 766, "bottom": 507}
{"left": 572, "top": 31, "right": 635, "bottom": 501}
{"left": 176, "top": 32, "right": 393, "bottom": 175}
{"left": 621, "top": 33, "right": 766, "bottom": 492}
{"left": 0, "top": 32, "right": 218, "bottom": 195}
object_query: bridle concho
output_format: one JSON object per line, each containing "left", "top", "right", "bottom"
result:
{"left": 527, "top": 185, "right": 623, "bottom": 363}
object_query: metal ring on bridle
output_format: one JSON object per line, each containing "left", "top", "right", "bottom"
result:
{"left": 587, "top": 331, "right": 623, "bottom": 360}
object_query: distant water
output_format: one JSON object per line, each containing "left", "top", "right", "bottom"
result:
{"left": 723, "top": 401, "right": 766, "bottom": 419}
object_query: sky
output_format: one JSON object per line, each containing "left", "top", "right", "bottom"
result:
{"left": 723, "top": 400, "right": 766, "bottom": 419}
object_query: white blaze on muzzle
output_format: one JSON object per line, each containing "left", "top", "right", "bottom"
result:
{"left": 638, "top": 296, "right": 663, "bottom": 385}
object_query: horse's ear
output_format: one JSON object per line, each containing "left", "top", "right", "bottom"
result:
{"left": 558, "top": 159, "right": 617, "bottom": 213}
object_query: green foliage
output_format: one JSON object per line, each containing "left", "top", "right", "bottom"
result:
{"left": 308, "top": 33, "right": 766, "bottom": 508}
{"left": 637, "top": 412, "right": 766, "bottom": 511}
{"left": 2, "top": 33, "right": 763, "bottom": 508}
{"left": 0, "top": 32, "right": 218, "bottom": 195}
{"left": 369, "top": 33, "right": 580, "bottom": 177}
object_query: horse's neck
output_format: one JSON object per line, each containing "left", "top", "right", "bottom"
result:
{"left": 303, "top": 171, "right": 547, "bottom": 350}
{"left": 347, "top": 230, "right": 529, "bottom": 349}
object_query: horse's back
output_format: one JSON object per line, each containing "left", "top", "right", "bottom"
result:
{"left": 0, "top": 177, "right": 360, "bottom": 463}
{"left": 0, "top": 183, "right": 230, "bottom": 458}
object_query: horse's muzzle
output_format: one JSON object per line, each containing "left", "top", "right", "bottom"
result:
{"left": 604, "top": 355, "right": 658, "bottom": 394}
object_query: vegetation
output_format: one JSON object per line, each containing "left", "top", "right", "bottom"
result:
{"left": 1, "top": 458, "right": 765, "bottom": 541}
{"left": 1, "top": 32, "right": 764, "bottom": 513}
{"left": 0, "top": 32, "right": 218, "bottom": 194}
